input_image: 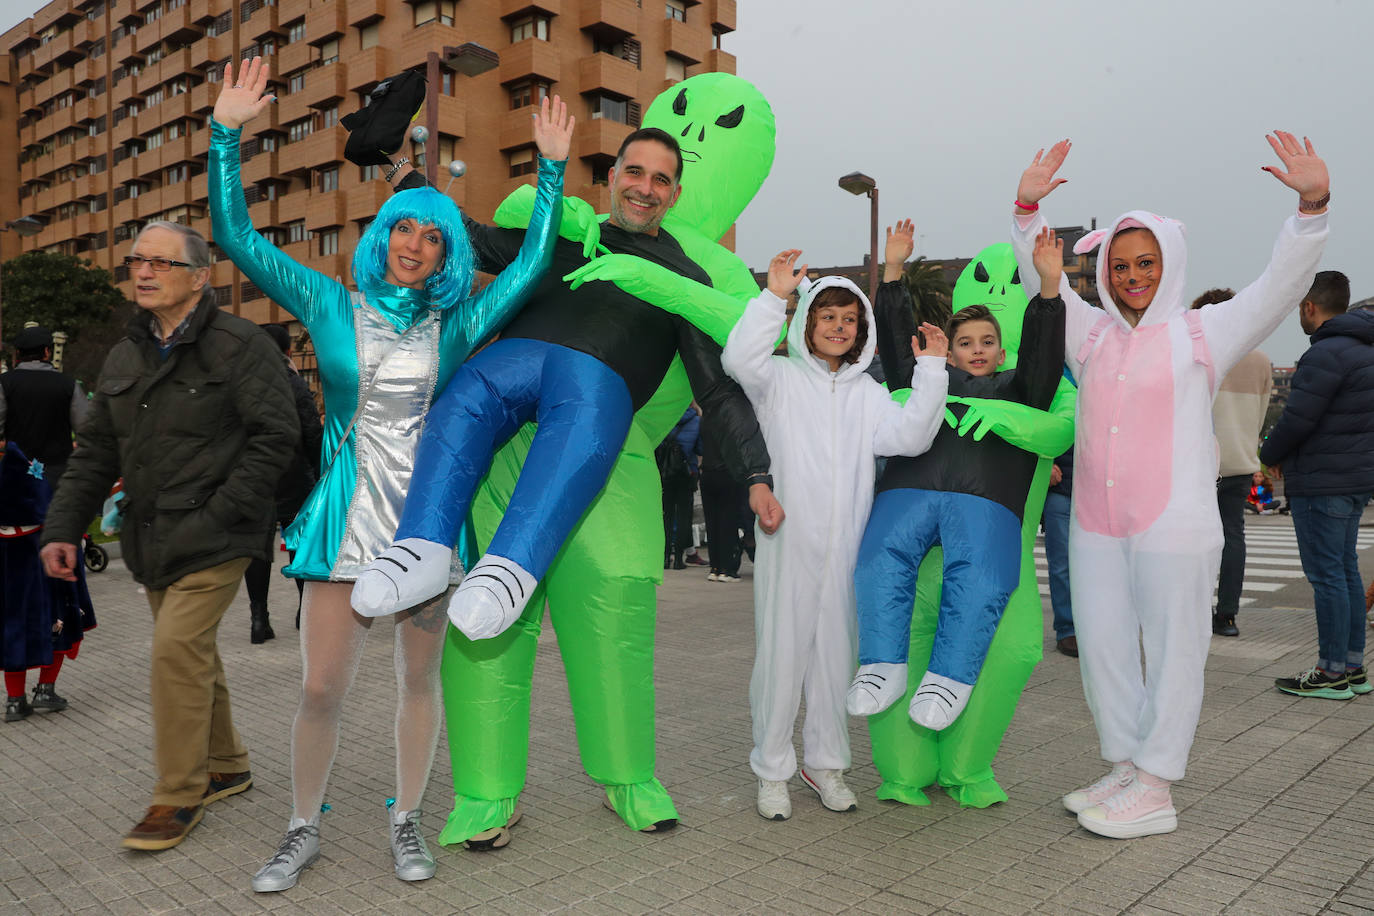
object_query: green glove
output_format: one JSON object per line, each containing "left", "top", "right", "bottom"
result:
{"left": 562, "top": 254, "right": 744, "bottom": 346}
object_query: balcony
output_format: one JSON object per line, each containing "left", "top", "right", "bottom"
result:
{"left": 345, "top": 182, "right": 390, "bottom": 223}
{"left": 661, "top": 18, "right": 706, "bottom": 65}
{"left": 156, "top": 48, "right": 193, "bottom": 86}
{"left": 73, "top": 173, "right": 98, "bottom": 200}
{"left": 34, "top": 185, "right": 58, "bottom": 215}
{"left": 347, "top": 0, "right": 384, "bottom": 27}
{"left": 305, "top": 192, "right": 346, "bottom": 230}
{"left": 305, "top": 4, "right": 346, "bottom": 45}
{"left": 189, "top": 31, "right": 233, "bottom": 70}
{"left": 345, "top": 46, "right": 390, "bottom": 91}
{"left": 113, "top": 197, "right": 138, "bottom": 227}
{"left": 300, "top": 66, "right": 348, "bottom": 109}
{"left": 241, "top": 149, "right": 280, "bottom": 184}
{"left": 706, "top": 0, "right": 736, "bottom": 32}
{"left": 134, "top": 66, "right": 161, "bottom": 97}
{"left": 499, "top": 39, "right": 561, "bottom": 85}
{"left": 21, "top": 160, "right": 37, "bottom": 185}
{"left": 189, "top": 0, "right": 214, "bottom": 24}
{"left": 281, "top": 129, "right": 346, "bottom": 174}
{"left": 278, "top": 0, "right": 310, "bottom": 26}
{"left": 277, "top": 192, "right": 307, "bottom": 224}
{"left": 71, "top": 56, "right": 95, "bottom": 88}
{"left": 72, "top": 135, "right": 93, "bottom": 163}
{"left": 578, "top": 53, "right": 638, "bottom": 100}
{"left": 578, "top": 0, "right": 639, "bottom": 38}
{"left": 275, "top": 38, "right": 312, "bottom": 76}
{"left": 243, "top": 0, "right": 279, "bottom": 39}
{"left": 135, "top": 185, "right": 165, "bottom": 219}
{"left": 111, "top": 153, "right": 136, "bottom": 186}
{"left": 158, "top": 3, "right": 199, "bottom": 44}
{"left": 112, "top": 116, "right": 135, "bottom": 147}
{"left": 135, "top": 20, "right": 161, "bottom": 55}
{"left": 248, "top": 198, "right": 279, "bottom": 228}
{"left": 701, "top": 48, "right": 734, "bottom": 75}
{"left": 500, "top": 106, "right": 536, "bottom": 151}
{"left": 189, "top": 80, "right": 216, "bottom": 115}
{"left": 191, "top": 172, "right": 208, "bottom": 206}
{"left": 71, "top": 96, "right": 93, "bottom": 126}
{"left": 74, "top": 210, "right": 102, "bottom": 238}
{"left": 434, "top": 94, "right": 467, "bottom": 140}
{"left": 52, "top": 142, "right": 76, "bottom": 173}
{"left": 33, "top": 0, "right": 75, "bottom": 33}
{"left": 49, "top": 66, "right": 74, "bottom": 97}
{"left": 574, "top": 115, "right": 630, "bottom": 161}
{"left": 69, "top": 17, "right": 92, "bottom": 49}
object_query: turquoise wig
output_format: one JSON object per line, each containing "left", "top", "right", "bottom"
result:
{"left": 352, "top": 187, "right": 476, "bottom": 308}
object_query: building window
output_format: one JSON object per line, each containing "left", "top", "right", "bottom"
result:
{"left": 319, "top": 39, "right": 339, "bottom": 65}
{"left": 146, "top": 131, "right": 164, "bottom": 149}
{"left": 588, "top": 94, "right": 627, "bottom": 124}
{"left": 318, "top": 228, "right": 339, "bottom": 256}
{"left": 165, "top": 164, "right": 189, "bottom": 184}
{"left": 287, "top": 118, "right": 313, "bottom": 143}
{"left": 260, "top": 134, "right": 278, "bottom": 151}
{"left": 665, "top": 54, "right": 686, "bottom": 82}
{"left": 288, "top": 70, "right": 306, "bottom": 94}
{"left": 288, "top": 20, "right": 305, "bottom": 43}
{"left": 414, "top": 0, "right": 455, "bottom": 27}
{"left": 360, "top": 163, "right": 379, "bottom": 182}
{"left": 591, "top": 159, "right": 610, "bottom": 186}
{"left": 509, "top": 14, "right": 550, "bottom": 43}
{"left": 508, "top": 147, "right": 536, "bottom": 178}
{"left": 359, "top": 22, "right": 379, "bottom": 50}
{"left": 318, "top": 166, "right": 339, "bottom": 192}
{"left": 144, "top": 5, "right": 161, "bottom": 25}
{"left": 508, "top": 79, "right": 550, "bottom": 110}
{"left": 665, "top": 0, "right": 687, "bottom": 21}
{"left": 319, "top": 106, "right": 339, "bottom": 129}
{"left": 287, "top": 220, "right": 308, "bottom": 243}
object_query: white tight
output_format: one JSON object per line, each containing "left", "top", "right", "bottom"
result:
{"left": 291, "top": 581, "right": 448, "bottom": 822}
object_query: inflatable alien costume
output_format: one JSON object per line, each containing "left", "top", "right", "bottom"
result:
{"left": 417, "top": 74, "right": 778, "bottom": 843}
{"left": 866, "top": 245, "right": 1076, "bottom": 808}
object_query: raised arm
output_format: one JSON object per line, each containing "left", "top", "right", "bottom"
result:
{"left": 209, "top": 58, "right": 340, "bottom": 327}
{"left": 720, "top": 250, "right": 806, "bottom": 404}
{"left": 1200, "top": 132, "right": 1330, "bottom": 375}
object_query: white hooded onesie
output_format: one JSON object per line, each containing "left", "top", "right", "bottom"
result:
{"left": 1012, "top": 207, "right": 1328, "bottom": 781}
{"left": 722, "top": 277, "right": 948, "bottom": 782}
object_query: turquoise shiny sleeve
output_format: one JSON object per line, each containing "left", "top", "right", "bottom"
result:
{"left": 445, "top": 156, "right": 564, "bottom": 356}
{"left": 208, "top": 119, "right": 339, "bottom": 326}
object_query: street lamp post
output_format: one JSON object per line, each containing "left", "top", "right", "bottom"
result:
{"left": 838, "top": 171, "right": 878, "bottom": 300}
{"left": 423, "top": 43, "right": 500, "bottom": 187}
{"left": 0, "top": 216, "right": 45, "bottom": 360}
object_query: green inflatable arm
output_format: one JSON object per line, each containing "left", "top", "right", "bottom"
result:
{"left": 948, "top": 383, "right": 1075, "bottom": 458}
{"left": 494, "top": 186, "right": 605, "bottom": 260}
{"left": 563, "top": 255, "right": 744, "bottom": 347}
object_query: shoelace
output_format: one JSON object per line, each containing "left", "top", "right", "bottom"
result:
{"left": 1098, "top": 779, "right": 1166, "bottom": 815}
{"left": 264, "top": 826, "right": 317, "bottom": 868}
{"left": 393, "top": 818, "right": 427, "bottom": 858}
{"left": 1081, "top": 765, "right": 1134, "bottom": 798}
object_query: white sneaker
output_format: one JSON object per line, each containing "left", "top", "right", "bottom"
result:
{"left": 1076, "top": 775, "right": 1177, "bottom": 839}
{"left": 800, "top": 768, "right": 856, "bottom": 812}
{"left": 718, "top": 573, "right": 742, "bottom": 582}
{"left": 756, "top": 779, "right": 791, "bottom": 820}
{"left": 847, "top": 662, "right": 908, "bottom": 715}
{"left": 706, "top": 572, "right": 722, "bottom": 582}
{"left": 907, "top": 671, "right": 973, "bottom": 730}
{"left": 351, "top": 538, "right": 453, "bottom": 617}
{"left": 446, "top": 554, "right": 538, "bottom": 639}
{"left": 1062, "top": 762, "right": 1136, "bottom": 814}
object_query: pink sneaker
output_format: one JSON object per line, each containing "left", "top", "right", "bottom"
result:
{"left": 1061, "top": 762, "right": 1135, "bottom": 814}
{"left": 1076, "top": 775, "right": 1177, "bottom": 839}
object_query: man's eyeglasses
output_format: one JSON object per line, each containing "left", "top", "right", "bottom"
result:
{"left": 123, "top": 255, "right": 195, "bottom": 272}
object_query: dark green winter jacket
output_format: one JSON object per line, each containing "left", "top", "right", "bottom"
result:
{"left": 42, "top": 292, "right": 300, "bottom": 590}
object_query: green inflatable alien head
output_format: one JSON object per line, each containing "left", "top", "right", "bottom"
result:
{"left": 953, "top": 243, "right": 1030, "bottom": 369}
{"left": 642, "top": 72, "right": 776, "bottom": 242}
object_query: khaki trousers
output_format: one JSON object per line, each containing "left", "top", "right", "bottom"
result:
{"left": 145, "top": 557, "right": 252, "bottom": 807}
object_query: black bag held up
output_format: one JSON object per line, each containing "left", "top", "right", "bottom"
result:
{"left": 341, "top": 71, "right": 427, "bottom": 167}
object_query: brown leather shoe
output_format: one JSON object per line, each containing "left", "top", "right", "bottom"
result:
{"left": 1057, "top": 636, "right": 1079, "bottom": 658}
{"left": 122, "top": 805, "right": 204, "bottom": 851}
{"left": 203, "top": 771, "right": 253, "bottom": 805}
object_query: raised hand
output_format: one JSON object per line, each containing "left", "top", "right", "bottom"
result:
{"left": 766, "top": 249, "right": 808, "bottom": 300}
{"left": 1032, "top": 226, "right": 1063, "bottom": 295}
{"left": 1016, "top": 139, "right": 1071, "bottom": 208}
{"left": 532, "top": 94, "right": 574, "bottom": 162}
{"left": 1261, "top": 131, "right": 1329, "bottom": 207}
{"left": 214, "top": 56, "right": 274, "bottom": 130}
{"left": 884, "top": 219, "right": 915, "bottom": 281}
{"left": 912, "top": 321, "right": 947, "bottom": 360}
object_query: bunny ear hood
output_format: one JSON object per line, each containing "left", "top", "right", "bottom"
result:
{"left": 785, "top": 275, "right": 878, "bottom": 379}
{"left": 1086, "top": 210, "right": 1189, "bottom": 329}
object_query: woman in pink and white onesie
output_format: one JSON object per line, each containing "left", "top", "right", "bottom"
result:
{"left": 1010, "top": 133, "right": 1329, "bottom": 839}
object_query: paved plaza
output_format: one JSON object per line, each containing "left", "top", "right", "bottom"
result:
{"left": 3, "top": 513, "right": 1374, "bottom": 915}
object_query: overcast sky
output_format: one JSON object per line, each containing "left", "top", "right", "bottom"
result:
{"left": 5, "top": 0, "right": 1368, "bottom": 364}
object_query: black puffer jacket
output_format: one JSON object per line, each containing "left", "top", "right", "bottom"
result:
{"left": 1259, "top": 309, "right": 1374, "bottom": 498}
{"left": 42, "top": 293, "right": 300, "bottom": 589}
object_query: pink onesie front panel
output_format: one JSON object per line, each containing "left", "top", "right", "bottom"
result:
{"left": 1074, "top": 323, "right": 1174, "bottom": 538}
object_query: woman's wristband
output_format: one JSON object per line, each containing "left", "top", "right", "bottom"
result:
{"left": 1298, "top": 191, "right": 1330, "bottom": 213}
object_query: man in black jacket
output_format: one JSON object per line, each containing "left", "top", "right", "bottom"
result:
{"left": 39, "top": 220, "right": 299, "bottom": 851}
{"left": 0, "top": 324, "right": 90, "bottom": 491}
{"left": 1262, "top": 271, "right": 1374, "bottom": 700}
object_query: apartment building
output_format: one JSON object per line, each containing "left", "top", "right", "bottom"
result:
{"left": 1, "top": 0, "right": 738, "bottom": 332}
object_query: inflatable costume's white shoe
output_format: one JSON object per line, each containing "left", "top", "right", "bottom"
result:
{"left": 846, "top": 662, "right": 909, "bottom": 715}
{"left": 351, "top": 538, "right": 453, "bottom": 617}
{"left": 908, "top": 671, "right": 973, "bottom": 731}
{"left": 445, "top": 554, "right": 537, "bottom": 639}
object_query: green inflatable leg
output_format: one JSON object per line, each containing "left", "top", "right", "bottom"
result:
{"left": 867, "top": 550, "right": 943, "bottom": 806}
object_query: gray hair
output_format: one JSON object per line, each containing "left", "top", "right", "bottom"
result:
{"left": 135, "top": 220, "right": 212, "bottom": 269}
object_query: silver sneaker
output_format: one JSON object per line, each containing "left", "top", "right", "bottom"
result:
{"left": 390, "top": 808, "right": 436, "bottom": 881}
{"left": 251, "top": 824, "right": 321, "bottom": 893}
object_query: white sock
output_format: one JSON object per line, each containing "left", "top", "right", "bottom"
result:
{"left": 846, "top": 663, "right": 909, "bottom": 716}
{"left": 446, "top": 554, "right": 538, "bottom": 639}
{"left": 351, "top": 538, "right": 454, "bottom": 617}
{"left": 908, "top": 671, "right": 974, "bottom": 731}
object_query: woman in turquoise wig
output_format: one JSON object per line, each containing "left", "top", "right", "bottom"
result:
{"left": 207, "top": 57, "right": 570, "bottom": 891}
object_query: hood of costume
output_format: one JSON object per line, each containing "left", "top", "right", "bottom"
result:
{"left": 783, "top": 275, "right": 877, "bottom": 381}
{"left": 1072, "top": 210, "right": 1188, "bottom": 331}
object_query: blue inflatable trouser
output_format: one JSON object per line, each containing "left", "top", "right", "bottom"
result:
{"left": 855, "top": 488, "right": 1021, "bottom": 685}
{"left": 395, "top": 337, "right": 634, "bottom": 580}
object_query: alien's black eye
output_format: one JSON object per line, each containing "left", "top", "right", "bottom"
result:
{"left": 673, "top": 89, "right": 688, "bottom": 116}
{"left": 714, "top": 105, "right": 744, "bottom": 128}
{"left": 974, "top": 261, "right": 989, "bottom": 283}
{"left": 1010, "top": 267, "right": 1020, "bottom": 285}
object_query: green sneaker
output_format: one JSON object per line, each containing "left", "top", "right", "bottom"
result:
{"left": 1345, "top": 666, "right": 1373, "bottom": 695}
{"left": 1275, "top": 666, "right": 1354, "bottom": 700}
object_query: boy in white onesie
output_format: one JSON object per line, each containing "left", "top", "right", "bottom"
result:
{"left": 1010, "top": 133, "right": 1329, "bottom": 839}
{"left": 723, "top": 250, "right": 948, "bottom": 821}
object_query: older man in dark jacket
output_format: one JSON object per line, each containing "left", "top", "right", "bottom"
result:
{"left": 40, "top": 220, "right": 299, "bottom": 851}
{"left": 1260, "top": 270, "right": 1374, "bottom": 700}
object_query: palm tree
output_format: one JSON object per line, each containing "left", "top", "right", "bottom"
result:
{"left": 902, "top": 256, "right": 952, "bottom": 329}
